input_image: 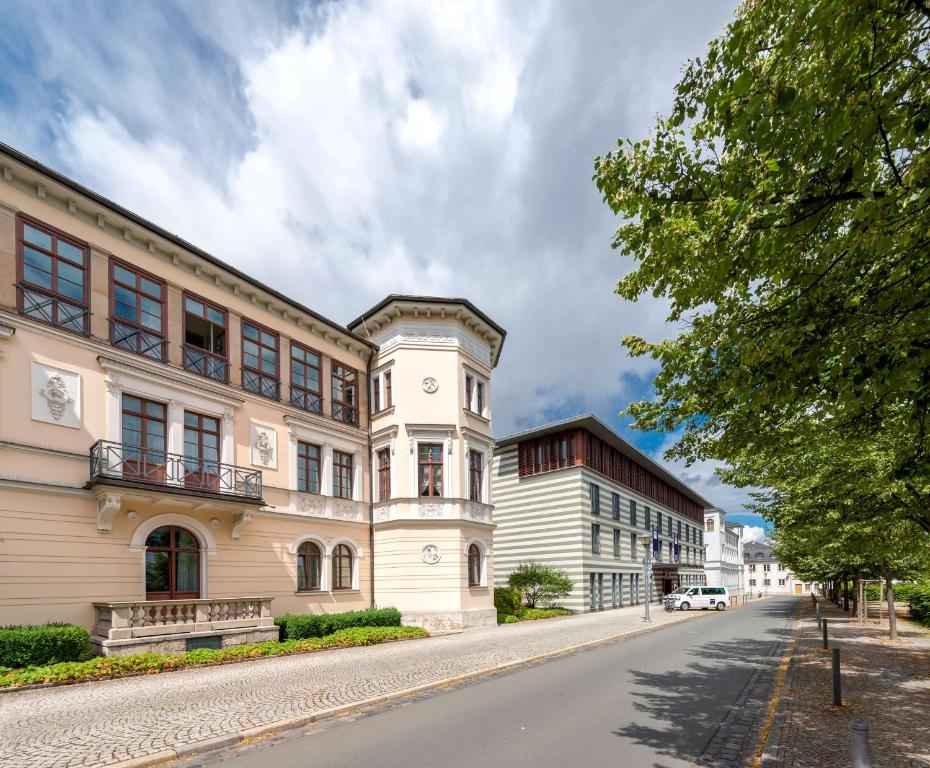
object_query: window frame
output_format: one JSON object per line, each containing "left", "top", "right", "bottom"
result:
{"left": 109, "top": 258, "right": 168, "bottom": 360}
{"left": 331, "top": 543, "right": 354, "bottom": 590}
{"left": 613, "top": 528, "right": 621, "bottom": 558}
{"left": 296, "top": 540, "right": 323, "bottom": 592}
{"left": 182, "top": 290, "right": 229, "bottom": 382}
{"left": 467, "top": 543, "right": 482, "bottom": 587}
{"left": 591, "top": 522, "right": 600, "bottom": 554}
{"left": 15, "top": 214, "right": 91, "bottom": 335}
{"left": 290, "top": 341, "right": 323, "bottom": 414}
{"left": 331, "top": 362, "right": 360, "bottom": 425}
{"left": 418, "top": 442, "right": 444, "bottom": 497}
{"left": 377, "top": 447, "right": 391, "bottom": 502}
{"left": 468, "top": 448, "right": 484, "bottom": 502}
{"left": 333, "top": 450, "right": 354, "bottom": 499}
{"left": 241, "top": 318, "right": 280, "bottom": 400}
{"left": 297, "top": 440, "right": 322, "bottom": 494}
{"left": 611, "top": 492, "right": 620, "bottom": 521}
{"left": 589, "top": 483, "right": 600, "bottom": 515}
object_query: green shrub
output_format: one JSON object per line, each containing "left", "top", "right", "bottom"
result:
{"left": 0, "top": 626, "right": 427, "bottom": 689}
{"left": 521, "top": 608, "right": 572, "bottom": 621}
{"left": 908, "top": 583, "right": 930, "bottom": 625}
{"left": 865, "top": 582, "right": 922, "bottom": 603}
{"left": 508, "top": 562, "right": 573, "bottom": 608}
{"left": 494, "top": 587, "right": 522, "bottom": 617}
{"left": 275, "top": 607, "right": 401, "bottom": 641}
{"left": 0, "top": 623, "right": 90, "bottom": 668}
{"left": 501, "top": 614, "right": 521, "bottom": 623}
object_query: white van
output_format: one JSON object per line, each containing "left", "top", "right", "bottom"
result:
{"left": 665, "top": 585, "right": 730, "bottom": 611}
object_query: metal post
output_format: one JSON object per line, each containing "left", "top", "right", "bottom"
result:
{"left": 816, "top": 602, "right": 821, "bottom": 629}
{"left": 851, "top": 720, "right": 872, "bottom": 768}
{"left": 642, "top": 551, "right": 652, "bottom": 623}
{"left": 832, "top": 647, "right": 842, "bottom": 706}
{"left": 823, "top": 618, "right": 829, "bottom": 649}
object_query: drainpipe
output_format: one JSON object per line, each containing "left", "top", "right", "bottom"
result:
{"left": 366, "top": 350, "right": 375, "bottom": 609}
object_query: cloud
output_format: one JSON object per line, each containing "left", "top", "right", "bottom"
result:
{"left": 1, "top": 1, "right": 743, "bottom": 465}
{"left": 742, "top": 526, "right": 767, "bottom": 543}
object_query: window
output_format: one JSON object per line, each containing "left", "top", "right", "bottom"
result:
{"left": 183, "top": 293, "right": 227, "bottom": 381}
{"left": 110, "top": 260, "right": 167, "bottom": 360}
{"left": 372, "top": 368, "right": 392, "bottom": 413}
{"left": 706, "top": 518, "right": 715, "bottom": 532}
{"left": 17, "top": 216, "right": 90, "bottom": 334}
{"left": 613, "top": 529, "right": 621, "bottom": 557}
{"left": 297, "top": 441, "right": 322, "bottom": 494}
{"left": 778, "top": 578, "right": 786, "bottom": 586}
{"left": 667, "top": 517, "right": 673, "bottom": 536}
{"left": 290, "top": 343, "right": 322, "bottom": 414}
{"left": 464, "top": 370, "right": 488, "bottom": 416}
{"left": 611, "top": 492, "right": 620, "bottom": 520}
{"left": 630, "top": 532, "right": 637, "bottom": 559}
{"left": 749, "top": 564, "right": 756, "bottom": 572}
{"left": 750, "top": 579, "right": 757, "bottom": 587}
{"left": 668, "top": 542, "right": 673, "bottom": 561}
{"left": 145, "top": 526, "right": 199, "bottom": 599}
{"left": 468, "top": 543, "right": 482, "bottom": 587}
{"left": 589, "top": 483, "right": 600, "bottom": 515}
{"left": 182, "top": 411, "right": 220, "bottom": 491}
{"left": 468, "top": 449, "right": 483, "bottom": 502}
{"left": 331, "top": 363, "right": 359, "bottom": 425}
{"left": 644, "top": 507, "right": 651, "bottom": 529}
{"left": 377, "top": 448, "right": 391, "bottom": 501}
{"left": 677, "top": 520, "right": 682, "bottom": 538}
{"left": 465, "top": 374, "right": 473, "bottom": 411}
{"left": 332, "top": 544, "right": 353, "bottom": 590}
{"left": 242, "top": 321, "right": 279, "bottom": 399}
{"left": 591, "top": 523, "right": 600, "bottom": 554}
{"left": 763, "top": 578, "right": 771, "bottom": 587}
{"left": 518, "top": 430, "right": 577, "bottom": 474}
{"left": 657, "top": 511, "right": 663, "bottom": 533}
{"left": 121, "top": 395, "right": 167, "bottom": 481}
{"left": 476, "top": 381, "right": 485, "bottom": 414}
{"left": 630, "top": 500, "right": 637, "bottom": 526}
{"left": 296, "top": 541, "right": 322, "bottom": 591}
{"left": 418, "top": 443, "right": 443, "bottom": 497}
{"left": 763, "top": 563, "right": 771, "bottom": 572}
{"left": 333, "top": 450, "right": 354, "bottom": 499}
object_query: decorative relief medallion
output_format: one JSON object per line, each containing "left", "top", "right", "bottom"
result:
{"left": 374, "top": 506, "right": 395, "bottom": 523}
{"left": 250, "top": 422, "right": 278, "bottom": 469}
{"left": 421, "top": 377, "right": 439, "bottom": 394}
{"left": 465, "top": 502, "right": 492, "bottom": 522}
{"left": 421, "top": 545, "right": 442, "bottom": 564}
{"left": 334, "top": 501, "right": 359, "bottom": 520}
{"left": 31, "top": 362, "right": 80, "bottom": 428}
{"left": 295, "top": 494, "right": 324, "bottom": 517}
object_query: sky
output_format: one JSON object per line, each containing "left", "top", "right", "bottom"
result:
{"left": 0, "top": 0, "right": 768, "bottom": 539}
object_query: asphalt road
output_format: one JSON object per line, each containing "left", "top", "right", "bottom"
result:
{"left": 183, "top": 597, "right": 800, "bottom": 768}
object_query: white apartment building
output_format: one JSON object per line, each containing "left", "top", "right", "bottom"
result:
{"left": 743, "top": 541, "right": 811, "bottom": 595}
{"left": 702, "top": 509, "right": 744, "bottom": 596}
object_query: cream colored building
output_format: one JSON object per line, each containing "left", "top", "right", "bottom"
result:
{"left": 0, "top": 143, "right": 503, "bottom": 654}
{"left": 702, "top": 509, "right": 744, "bottom": 596}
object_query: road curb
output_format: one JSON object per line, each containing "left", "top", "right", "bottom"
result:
{"left": 107, "top": 609, "right": 710, "bottom": 767}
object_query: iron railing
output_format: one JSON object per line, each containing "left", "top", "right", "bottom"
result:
{"left": 89, "top": 440, "right": 262, "bottom": 500}
{"left": 242, "top": 369, "right": 280, "bottom": 400}
{"left": 182, "top": 344, "right": 229, "bottom": 383}
{"left": 290, "top": 384, "right": 322, "bottom": 414}
{"left": 332, "top": 401, "right": 360, "bottom": 426}
{"left": 17, "top": 284, "right": 89, "bottom": 334}
{"left": 110, "top": 318, "right": 168, "bottom": 362}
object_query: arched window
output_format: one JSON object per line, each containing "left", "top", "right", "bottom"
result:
{"left": 467, "top": 543, "right": 482, "bottom": 587}
{"left": 296, "top": 541, "right": 322, "bottom": 592}
{"left": 145, "top": 525, "right": 200, "bottom": 599}
{"left": 332, "top": 544, "right": 353, "bottom": 590}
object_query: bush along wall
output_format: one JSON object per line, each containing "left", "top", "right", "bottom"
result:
{"left": 0, "top": 623, "right": 91, "bottom": 668}
{"left": 275, "top": 607, "right": 401, "bottom": 641}
{"left": 907, "top": 584, "right": 930, "bottom": 626}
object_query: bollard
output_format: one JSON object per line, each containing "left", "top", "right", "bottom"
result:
{"left": 823, "top": 618, "right": 829, "bottom": 649}
{"left": 816, "top": 603, "right": 822, "bottom": 629}
{"left": 851, "top": 720, "right": 872, "bottom": 768}
{"left": 832, "top": 647, "right": 842, "bottom": 706}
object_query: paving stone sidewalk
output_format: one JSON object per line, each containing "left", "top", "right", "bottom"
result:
{"left": 765, "top": 597, "right": 930, "bottom": 767}
{"left": 0, "top": 602, "right": 703, "bottom": 768}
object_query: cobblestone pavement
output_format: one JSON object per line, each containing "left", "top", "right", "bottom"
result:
{"left": 0, "top": 602, "right": 705, "bottom": 768}
{"left": 765, "top": 597, "right": 930, "bottom": 767}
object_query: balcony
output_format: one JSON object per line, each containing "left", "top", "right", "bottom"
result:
{"left": 182, "top": 344, "right": 229, "bottom": 383}
{"left": 17, "top": 284, "right": 89, "bottom": 335}
{"left": 110, "top": 318, "right": 168, "bottom": 362}
{"left": 88, "top": 440, "right": 263, "bottom": 502}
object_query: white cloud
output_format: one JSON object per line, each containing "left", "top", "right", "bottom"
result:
{"left": 742, "top": 526, "right": 767, "bottom": 543}
{"left": 8, "top": 0, "right": 740, "bottom": 441}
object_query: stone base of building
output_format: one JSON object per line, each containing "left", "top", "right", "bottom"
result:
{"left": 91, "top": 625, "right": 280, "bottom": 657}
{"left": 401, "top": 607, "right": 497, "bottom": 633}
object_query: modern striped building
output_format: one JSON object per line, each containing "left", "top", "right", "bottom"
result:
{"left": 492, "top": 415, "right": 709, "bottom": 613}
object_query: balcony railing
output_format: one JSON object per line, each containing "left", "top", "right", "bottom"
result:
{"left": 332, "top": 401, "right": 360, "bottom": 426}
{"left": 89, "top": 440, "right": 263, "bottom": 500}
{"left": 17, "top": 284, "right": 89, "bottom": 334}
{"left": 242, "top": 369, "right": 280, "bottom": 400}
{"left": 110, "top": 318, "right": 168, "bottom": 362}
{"left": 290, "top": 384, "right": 322, "bottom": 414}
{"left": 182, "top": 344, "right": 229, "bottom": 383}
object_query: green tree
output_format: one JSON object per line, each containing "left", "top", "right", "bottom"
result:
{"left": 593, "top": 0, "right": 930, "bottom": 528}
{"left": 507, "top": 563, "right": 573, "bottom": 608}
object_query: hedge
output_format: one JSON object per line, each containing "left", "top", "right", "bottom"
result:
{"left": 864, "top": 582, "right": 921, "bottom": 603}
{"left": 907, "top": 584, "right": 930, "bottom": 626}
{"left": 494, "top": 587, "right": 522, "bottom": 618}
{"left": 0, "top": 626, "right": 427, "bottom": 689}
{"left": 520, "top": 608, "right": 572, "bottom": 621}
{"left": 0, "top": 624, "right": 90, "bottom": 668}
{"left": 275, "top": 607, "right": 401, "bottom": 641}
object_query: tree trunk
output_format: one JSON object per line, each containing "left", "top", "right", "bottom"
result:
{"left": 843, "top": 577, "right": 850, "bottom": 612}
{"left": 852, "top": 576, "right": 859, "bottom": 619}
{"left": 885, "top": 565, "right": 898, "bottom": 641}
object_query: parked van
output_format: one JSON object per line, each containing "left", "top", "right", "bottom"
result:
{"left": 665, "top": 585, "right": 729, "bottom": 611}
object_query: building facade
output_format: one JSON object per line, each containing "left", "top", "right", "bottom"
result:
{"left": 0, "top": 144, "right": 503, "bottom": 653}
{"left": 742, "top": 541, "right": 810, "bottom": 595}
{"left": 492, "top": 415, "right": 708, "bottom": 613}
{"left": 702, "top": 509, "right": 744, "bottom": 595}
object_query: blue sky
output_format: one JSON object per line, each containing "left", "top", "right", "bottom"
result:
{"left": 0, "top": 0, "right": 768, "bottom": 539}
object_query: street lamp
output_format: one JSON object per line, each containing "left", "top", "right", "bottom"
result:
{"left": 642, "top": 544, "right": 653, "bottom": 623}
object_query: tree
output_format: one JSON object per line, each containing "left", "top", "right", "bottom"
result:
{"left": 507, "top": 563, "right": 573, "bottom": 608}
{"left": 593, "top": 0, "right": 930, "bottom": 530}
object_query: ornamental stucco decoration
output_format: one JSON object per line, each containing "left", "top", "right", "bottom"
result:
{"left": 250, "top": 422, "right": 278, "bottom": 469}
{"left": 31, "top": 362, "right": 81, "bottom": 428}
{"left": 295, "top": 494, "right": 324, "bottom": 517}
{"left": 421, "top": 545, "right": 442, "bottom": 564}
{"left": 418, "top": 502, "right": 444, "bottom": 518}
{"left": 421, "top": 377, "right": 439, "bottom": 394}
